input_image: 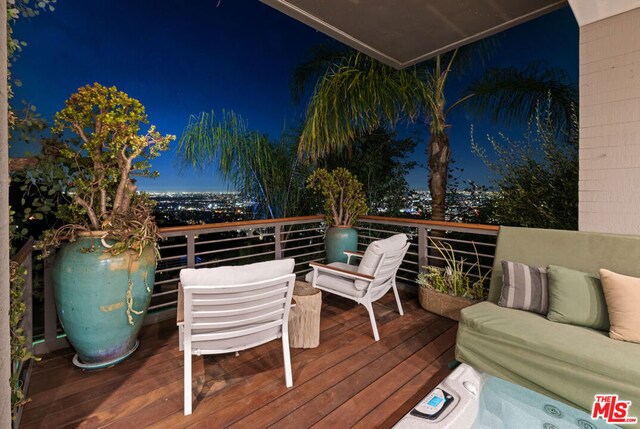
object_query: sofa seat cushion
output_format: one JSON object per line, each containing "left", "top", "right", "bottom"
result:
{"left": 456, "top": 301, "right": 640, "bottom": 419}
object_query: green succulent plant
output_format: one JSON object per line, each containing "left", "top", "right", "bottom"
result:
{"left": 306, "top": 167, "right": 368, "bottom": 227}
{"left": 39, "top": 83, "right": 175, "bottom": 256}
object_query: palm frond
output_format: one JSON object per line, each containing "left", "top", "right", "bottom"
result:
{"left": 299, "top": 52, "right": 426, "bottom": 160}
{"left": 414, "top": 38, "right": 496, "bottom": 77}
{"left": 177, "top": 110, "right": 287, "bottom": 218}
{"left": 463, "top": 62, "right": 578, "bottom": 136}
{"left": 290, "top": 41, "right": 353, "bottom": 105}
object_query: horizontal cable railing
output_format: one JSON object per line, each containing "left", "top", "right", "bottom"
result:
{"left": 151, "top": 216, "right": 326, "bottom": 315}
{"left": 34, "top": 215, "right": 498, "bottom": 354}
{"left": 356, "top": 216, "right": 499, "bottom": 287}
{"left": 36, "top": 215, "right": 326, "bottom": 354}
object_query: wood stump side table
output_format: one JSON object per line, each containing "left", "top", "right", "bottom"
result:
{"left": 288, "top": 281, "right": 322, "bottom": 348}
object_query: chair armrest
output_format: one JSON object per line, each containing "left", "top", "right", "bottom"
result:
{"left": 343, "top": 250, "right": 364, "bottom": 257}
{"left": 177, "top": 282, "right": 184, "bottom": 325}
{"left": 309, "top": 262, "right": 374, "bottom": 281}
{"left": 344, "top": 250, "right": 365, "bottom": 265}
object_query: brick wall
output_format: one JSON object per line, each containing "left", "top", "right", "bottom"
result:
{"left": 579, "top": 7, "right": 640, "bottom": 234}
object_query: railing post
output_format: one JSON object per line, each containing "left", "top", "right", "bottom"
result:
{"left": 418, "top": 226, "right": 429, "bottom": 271}
{"left": 186, "top": 233, "right": 195, "bottom": 268}
{"left": 24, "top": 252, "right": 33, "bottom": 355}
{"left": 43, "top": 256, "right": 57, "bottom": 348}
{"left": 274, "top": 225, "right": 282, "bottom": 259}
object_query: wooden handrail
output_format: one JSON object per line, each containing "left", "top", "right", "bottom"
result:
{"left": 158, "top": 214, "right": 499, "bottom": 235}
{"left": 158, "top": 215, "right": 324, "bottom": 234}
{"left": 12, "top": 238, "right": 35, "bottom": 266}
{"left": 358, "top": 216, "right": 500, "bottom": 232}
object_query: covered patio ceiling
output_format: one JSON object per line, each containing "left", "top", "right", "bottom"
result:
{"left": 260, "top": 0, "right": 566, "bottom": 69}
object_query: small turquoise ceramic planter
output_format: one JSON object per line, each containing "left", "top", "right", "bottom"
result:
{"left": 325, "top": 226, "right": 358, "bottom": 263}
{"left": 51, "top": 234, "right": 155, "bottom": 369}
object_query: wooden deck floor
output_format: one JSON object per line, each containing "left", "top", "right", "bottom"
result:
{"left": 21, "top": 291, "right": 457, "bottom": 429}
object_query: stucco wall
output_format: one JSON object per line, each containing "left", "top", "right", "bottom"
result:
{"left": 578, "top": 7, "right": 640, "bottom": 234}
{"left": 1, "top": 0, "right": 12, "bottom": 425}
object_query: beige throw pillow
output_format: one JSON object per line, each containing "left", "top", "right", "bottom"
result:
{"left": 599, "top": 268, "right": 640, "bottom": 344}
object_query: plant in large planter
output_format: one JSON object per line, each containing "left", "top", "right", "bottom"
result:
{"left": 40, "top": 83, "right": 175, "bottom": 368}
{"left": 417, "top": 240, "right": 490, "bottom": 321}
{"left": 307, "top": 167, "right": 368, "bottom": 263}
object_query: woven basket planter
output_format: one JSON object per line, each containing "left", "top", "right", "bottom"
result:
{"left": 418, "top": 287, "right": 478, "bottom": 321}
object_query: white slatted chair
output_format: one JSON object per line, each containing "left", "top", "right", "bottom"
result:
{"left": 178, "top": 259, "right": 296, "bottom": 415}
{"left": 306, "top": 233, "right": 409, "bottom": 341}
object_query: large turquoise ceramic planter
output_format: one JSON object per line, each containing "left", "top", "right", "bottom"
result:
{"left": 325, "top": 226, "right": 358, "bottom": 263}
{"left": 51, "top": 235, "right": 155, "bottom": 369}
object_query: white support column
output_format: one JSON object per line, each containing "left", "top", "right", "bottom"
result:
{"left": 0, "top": 0, "right": 12, "bottom": 425}
{"left": 569, "top": 2, "right": 640, "bottom": 234}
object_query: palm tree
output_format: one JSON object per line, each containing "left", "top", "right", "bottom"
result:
{"left": 177, "top": 110, "right": 309, "bottom": 219}
{"left": 295, "top": 44, "right": 577, "bottom": 222}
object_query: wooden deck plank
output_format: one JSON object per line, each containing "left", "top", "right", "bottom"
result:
{"left": 23, "top": 297, "right": 374, "bottom": 428}
{"left": 269, "top": 323, "right": 456, "bottom": 428}
{"left": 352, "top": 352, "right": 455, "bottom": 429}
{"left": 28, "top": 318, "right": 181, "bottom": 390}
{"left": 101, "top": 307, "right": 383, "bottom": 428}
{"left": 144, "top": 299, "right": 431, "bottom": 429}
{"left": 189, "top": 309, "right": 441, "bottom": 429}
{"left": 314, "top": 338, "right": 456, "bottom": 429}
{"left": 21, "top": 291, "right": 458, "bottom": 429}
{"left": 22, "top": 293, "right": 378, "bottom": 427}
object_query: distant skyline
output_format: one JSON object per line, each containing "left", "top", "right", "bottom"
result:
{"left": 12, "top": 1, "right": 578, "bottom": 192}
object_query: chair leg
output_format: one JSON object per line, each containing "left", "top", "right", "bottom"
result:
{"left": 282, "top": 332, "right": 293, "bottom": 387}
{"left": 363, "top": 300, "right": 380, "bottom": 341}
{"left": 392, "top": 280, "right": 404, "bottom": 316}
{"left": 178, "top": 324, "right": 184, "bottom": 352}
{"left": 184, "top": 348, "right": 192, "bottom": 415}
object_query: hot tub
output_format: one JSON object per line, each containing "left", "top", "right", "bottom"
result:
{"left": 394, "top": 364, "right": 616, "bottom": 429}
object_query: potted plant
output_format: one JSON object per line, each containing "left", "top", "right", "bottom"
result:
{"left": 307, "top": 167, "right": 368, "bottom": 263}
{"left": 417, "top": 240, "right": 490, "bottom": 321}
{"left": 39, "top": 83, "right": 175, "bottom": 368}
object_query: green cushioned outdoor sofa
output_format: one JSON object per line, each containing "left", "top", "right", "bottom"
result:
{"left": 456, "top": 226, "right": 640, "bottom": 422}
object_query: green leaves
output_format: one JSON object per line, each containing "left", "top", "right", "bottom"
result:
{"left": 318, "top": 129, "right": 417, "bottom": 216}
{"left": 178, "top": 110, "right": 310, "bottom": 219}
{"left": 472, "top": 96, "right": 579, "bottom": 230}
{"left": 464, "top": 63, "right": 577, "bottom": 137}
{"left": 9, "top": 261, "right": 39, "bottom": 417}
{"left": 306, "top": 167, "right": 368, "bottom": 226}
{"left": 36, "top": 83, "right": 174, "bottom": 255}
{"left": 298, "top": 52, "right": 424, "bottom": 160}
{"left": 417, "top": 240, "right": 488, "bottom": 300}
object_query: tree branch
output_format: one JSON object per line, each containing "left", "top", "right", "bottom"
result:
{"left": 73, "top": 195, "right": 100, "bottom": 229}
{"left": 338, "top": 188, "right": 344, "bottom": 225}
{"left": 71, "top": 123, "right": 90, "bottom": 145}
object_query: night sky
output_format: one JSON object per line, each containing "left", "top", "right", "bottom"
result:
{"left": 11, "top": 0, "right": 578, "bottom": 192}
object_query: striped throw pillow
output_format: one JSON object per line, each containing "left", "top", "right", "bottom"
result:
{"left": 498, "top": 260, "right": 548, "bottom": 314}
